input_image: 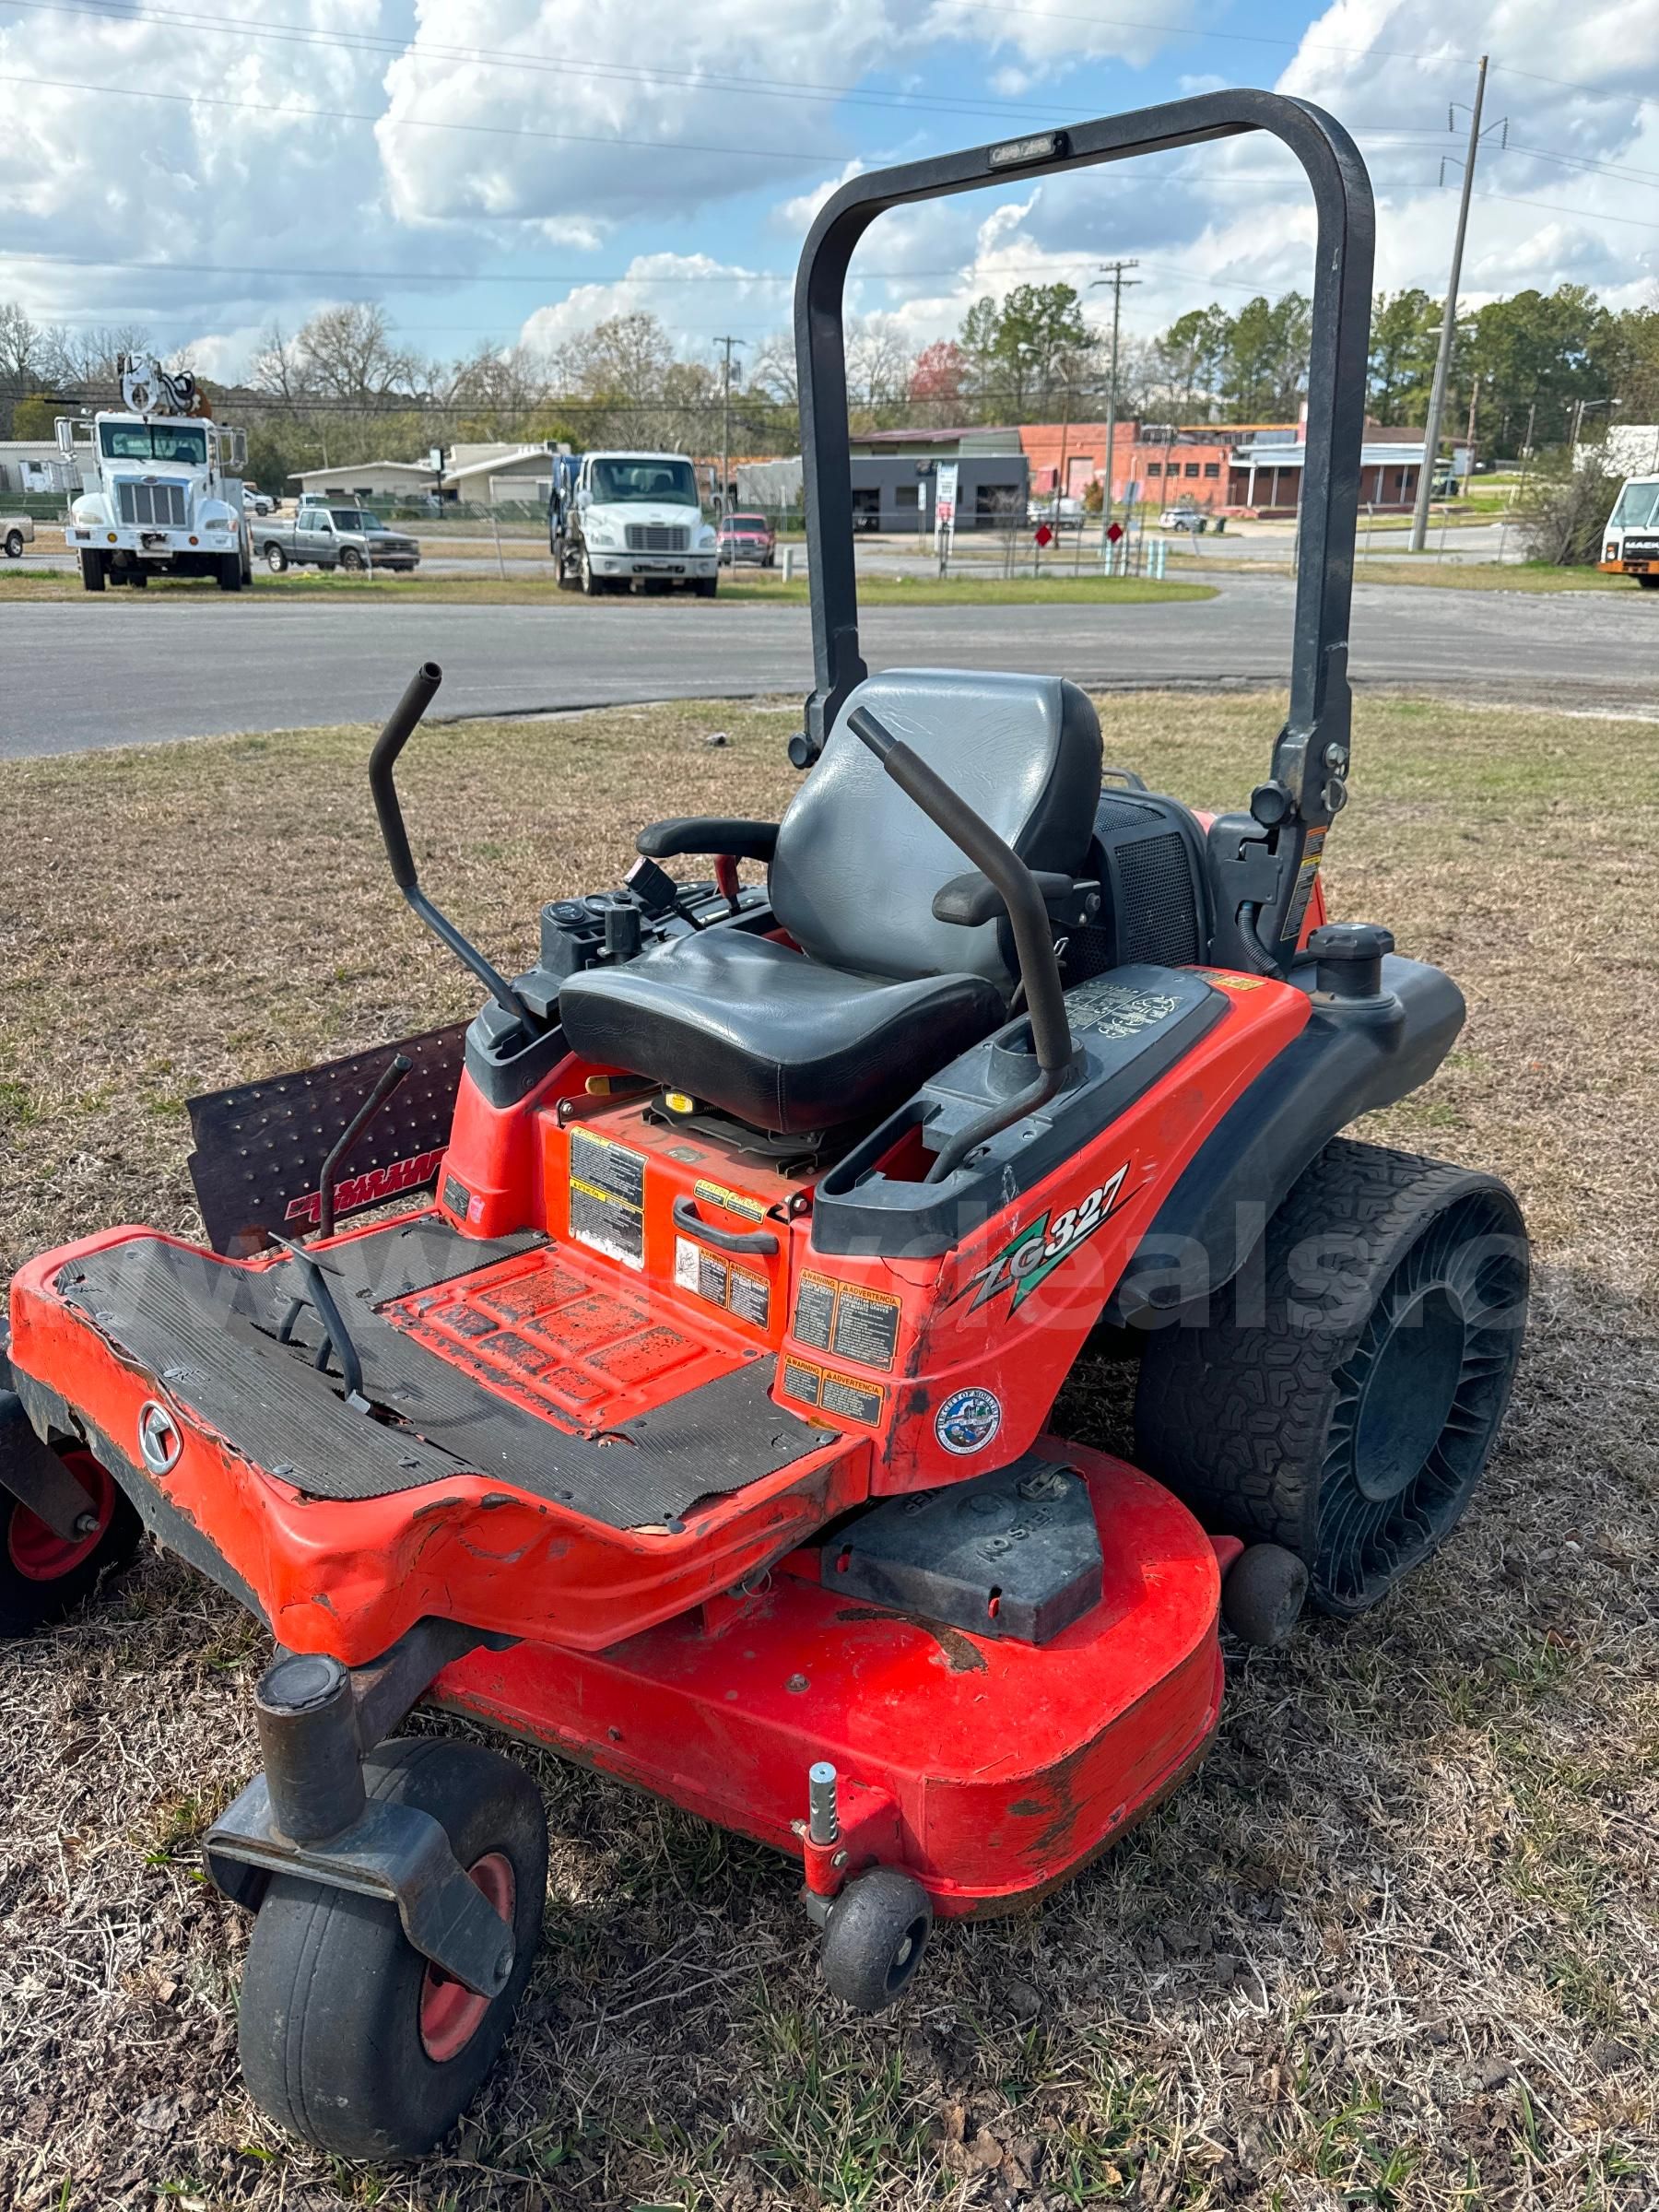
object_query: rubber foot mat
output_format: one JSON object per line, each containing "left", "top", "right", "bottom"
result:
{"left": 57, "top": 1215, "right": 828, "bottom": 1529}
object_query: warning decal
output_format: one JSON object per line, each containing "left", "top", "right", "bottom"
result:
{"left": 674, "top": 1234, "right": 771, "bottom": 1331}
{"left": 782, "top": 1357, "right": 885, "bottom": 1426}
{"left": 568, "top": 1128, "right": 646, "bottom": 1269}
{"left": 792, "top": 1272, "right": 900, "bottom": 1371}
{"left": 693, "top": 1176, "right": 767, "bottom": 1221}
{"left": 1282, "top": 826, "right": 1327, "bottom": 941}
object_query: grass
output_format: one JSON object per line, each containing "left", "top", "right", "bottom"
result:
{"left": 1169, "top": 553, "right": 1644, "bottom": 594}
{"left": 2, "top": 694, "right": 1657, "bottom": 2210}
{"left": 0, "top": 566, "right": 1213, "bottom": 609}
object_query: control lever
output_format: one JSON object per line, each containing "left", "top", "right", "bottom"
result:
{"left": 369, "top": 664, "right": 543, "bottom": 1029}
{"left": 847, "top": 704, "right": 1078, "bottom": 1183}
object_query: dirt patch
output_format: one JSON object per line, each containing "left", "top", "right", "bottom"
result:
{"left": 1, "top": 693, "right": 1654, "bottom": 2209}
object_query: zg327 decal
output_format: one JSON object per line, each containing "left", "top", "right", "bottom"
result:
{"left": 952, "top": 1163, "right": 1135, "bottom": 1314}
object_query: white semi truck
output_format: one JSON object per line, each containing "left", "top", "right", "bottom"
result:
{"left": 60, "top": 358, "right": 253, "bottom": 592}
{"left": 549, "top": 449, "right": 719, "bottom": 596}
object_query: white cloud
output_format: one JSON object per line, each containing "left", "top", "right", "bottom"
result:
{"left": 517, "top": 252, "right": 786, "bottom": 353}
{"left": 776, "top": 160, "right": 869, "bottom": 235}
{"left": 0, "top": 0, "right": 427, "bottom": 330}
{"left": 376, "top": 0, "right": 918, "bottom": 237}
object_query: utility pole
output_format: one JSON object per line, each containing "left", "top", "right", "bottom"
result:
{"left": 1091, "top": 260, "right": 1139, "bottom": 540}
{"left": 713, "top": 335, "right": 746, "bottom": 520}
{"left": 1411, "top": 56, "right": 1500, "bottom": 551}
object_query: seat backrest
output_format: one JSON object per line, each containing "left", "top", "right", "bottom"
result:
{"left": 771, "top": 668, "right": 1102, "bottom": 989}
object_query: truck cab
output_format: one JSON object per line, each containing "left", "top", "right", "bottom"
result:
{"left": 551, "top": 450, "right": 719, "bottom": 597}
{"left": 1599, "top": 475, "right": 1659, "bottom": 589}
{"left": 61, "top": 359, "right": 252, "bottom": 593}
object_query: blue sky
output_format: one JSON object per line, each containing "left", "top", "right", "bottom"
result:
{"left": 1, "top": 0, "right": 1655, "bottom": 382}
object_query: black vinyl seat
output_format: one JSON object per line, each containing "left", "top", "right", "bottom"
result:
{"left": 559, "top": 668, "right": 1103, "bottom": 1135}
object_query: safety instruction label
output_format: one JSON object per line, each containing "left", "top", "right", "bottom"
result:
{"left": 1282, "top": 827, "right": 1327, "bottom": 941}
{"left": 674, "top": 1235, "right": 771, "bottom": 1331}
{"left": 568, "top": 1128, "right": 645, "bottom": 1269}
{"left": 781, "top": 1358, "right": 886, "bottom": 1427}
{"left": 693, "top": 1175, "right": 767, "bottom": 1221}
{"left": 791, "top": 1272, "right": 901, "bottom": 1371}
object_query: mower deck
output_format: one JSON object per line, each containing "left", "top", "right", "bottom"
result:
{"left": 429, "top": 1439, "right": 1225, "bottom": 1915}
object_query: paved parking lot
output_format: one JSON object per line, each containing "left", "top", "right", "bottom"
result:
{"left": 4, "top": 571, "right": 1656, "bottom": 758}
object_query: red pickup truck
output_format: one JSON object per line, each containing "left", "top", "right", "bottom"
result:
{"left": 715, "top": 512, "right": 777, "bottom": 568}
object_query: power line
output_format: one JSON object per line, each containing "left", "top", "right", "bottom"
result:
{"left": 1, "top": 0, "right": 1078, "bottom": 130}
{"left": 0, "top": 68, "right": 844, "bottom": 163}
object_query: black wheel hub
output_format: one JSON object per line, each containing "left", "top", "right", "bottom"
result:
{"left": 1352, "top": 1284, "right": 1466, "bottom": 1502}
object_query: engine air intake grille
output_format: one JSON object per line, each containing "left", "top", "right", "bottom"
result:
{"left": 625, "top": 524, "right": 688, "bottom": 552}
{"left": 1116, "top": 832, "right": 1205, "bottom": 967}
{"left": 117, "top": 481, "right": 187, "bottom": 529}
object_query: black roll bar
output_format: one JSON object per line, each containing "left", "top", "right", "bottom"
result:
{"left": 791, "top": 92, "right": 1375, "bottom": 850}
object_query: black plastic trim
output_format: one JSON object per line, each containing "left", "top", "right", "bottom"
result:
{"left": 811, "top": 965, "right": 1224, "bottom": 1257}
{"left": 1105, "top": 952, "right": 1465, "bottom": 1325}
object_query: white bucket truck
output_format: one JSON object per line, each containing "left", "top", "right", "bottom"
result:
{"left": 61, "top": 358, "right": 253, "bottom": 591}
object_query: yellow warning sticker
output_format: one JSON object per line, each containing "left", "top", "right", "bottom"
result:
{"left": 693, "top": 1176, "right": 767, "bottom": 1221}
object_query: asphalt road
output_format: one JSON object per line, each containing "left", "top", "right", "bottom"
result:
{"left": 5, "top": 571, "right": 1657, "bottom": 759}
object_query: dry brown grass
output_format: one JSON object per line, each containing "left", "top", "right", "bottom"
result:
{"left": 1, "top": 694, "right": 1655, "bottom": 2212}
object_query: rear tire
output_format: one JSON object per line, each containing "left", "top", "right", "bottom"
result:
{"left": 126, "top": 568, "right": 148, "bottom": 589}
{"left": 264, "top": 543, "right": 288, "bottom": 573}
{"left": 4, "top": 528, "right": 22, "bottom": 559}
{"left": 1134, "top": 1140, "right": 1528, "bottom": 1616}
{"left": 237, "top": 1737, "right": 547, "bottom": 2159}
{"left": 0, "top": 1448, "right": 141, "bottom": 1636}
{"left": 79, "top": 549, "right": 106, "bottom": 592}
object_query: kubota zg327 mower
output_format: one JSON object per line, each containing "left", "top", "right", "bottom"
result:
{"left": 3, "top": 93, "right": 1528, "bottom": 2160}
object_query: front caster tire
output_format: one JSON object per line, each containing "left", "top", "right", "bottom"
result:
{"left": 820, "top": 1867, "right": 933, "bottom": 2012}
{"left": 0, "top": 1447, "right": 141, "bottom": 1636}
{"left": 1135, "top": 1139, "right": 1528, "bottom": 1617}
{"left": 1221, "top": 1543, "right": 1308, "bottom": 1647}
{"left": 237, "top": 1737, "right": 548, "bottom": 2159}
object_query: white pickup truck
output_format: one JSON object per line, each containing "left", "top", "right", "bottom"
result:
{"left": 256, "top": 504, "right": 420, "bottom": 575}
{"left": 2, "top": 515, "right": 33, "bottom": 559}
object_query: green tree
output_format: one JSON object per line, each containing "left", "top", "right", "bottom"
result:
{"left": 11, "top": 391, "right": 64, "bottom": 440}
{"left": 1219, "top": 292, "right": 1311, "bottom": 421}
{"left": 1465, "top": 285, "right": 1611, "bottom": 449}
{"left": 958, "top": 283, "right": 1097, "bottom": 418}
{"left": 1367, "top": 288, "right": 1440, "bottom": 422}
{"left": 1148, "top": 304, "right": 1230, "bottom": 419}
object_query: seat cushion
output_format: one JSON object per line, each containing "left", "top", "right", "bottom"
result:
{"left": 559, "top": 930, "right": 1005, "bottom": 1135}
{"left": 771, "top": 668, "right": 1102, "bottom": 993}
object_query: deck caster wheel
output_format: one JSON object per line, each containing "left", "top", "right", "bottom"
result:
{"left": 0, "top": 1447, "right": 140, "bottom": 1636}
{"left": 237, "top": 1737, "right": 547, "bottom": 2159}
{"left": 820, "top": 1867, "right": 933, "bottom": 2013}
{"left": 1221, "top": 1543, "right": 1308, "bottom": 1647}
